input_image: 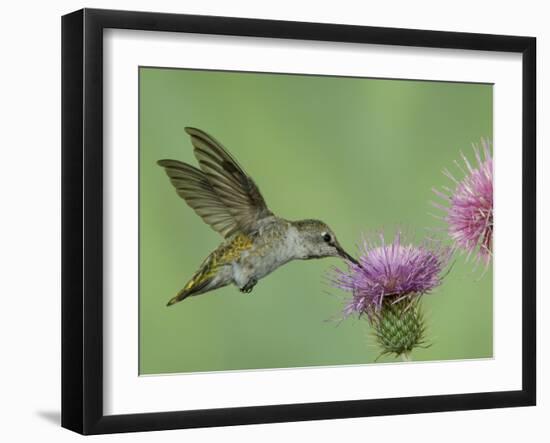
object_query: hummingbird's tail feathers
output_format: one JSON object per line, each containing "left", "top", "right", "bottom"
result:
{"left": 166, "top": 290, "right": 191, "bottom": 306}
{"left": 166, "top": 293, "right": 184, "bottom": 306}
{"left": 166, "top": 277, "right": 212, "bottom": 307}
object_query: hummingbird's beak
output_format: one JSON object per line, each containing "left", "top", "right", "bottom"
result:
{"left": 336, "top": 245, "right": 360, "bottom": 267}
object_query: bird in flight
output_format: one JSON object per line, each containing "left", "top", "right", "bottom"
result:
{"left": 158, "top": 127, "right": 358, "bottom": 306}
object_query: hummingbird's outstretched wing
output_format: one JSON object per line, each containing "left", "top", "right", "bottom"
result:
{"left": 158, "top": 127, "right": 273, "bottom": 238}
{"left": 157, "top": 159, "right": 240, "bottom": 238}
{"left": 185, "top": 127, "right": 273, "bottom": 233}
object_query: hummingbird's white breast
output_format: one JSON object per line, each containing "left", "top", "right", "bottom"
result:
{"left": 231, "top": 222, "right": 304, "bottom": 288}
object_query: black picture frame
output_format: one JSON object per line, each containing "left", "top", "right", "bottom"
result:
{"left": 61, "top": 8, "right": 536, "bottom": 435}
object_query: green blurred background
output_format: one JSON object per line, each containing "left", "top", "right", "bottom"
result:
{"left": 139, "top": 67, "right": 493, "bottom": 375}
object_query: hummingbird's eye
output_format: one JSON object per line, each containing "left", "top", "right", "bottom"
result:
{"left": 322, "top": 233, "right": 332, "bottom": 243}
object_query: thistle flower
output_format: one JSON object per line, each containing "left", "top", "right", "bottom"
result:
{"left": 432, "top": 139, "right": 493, "bottom": 265}
{"left": 333, "top": 232, "right": 452, "bottom": 317}
{"left": 331, "top": 232, "right": 451, "bottom": 359}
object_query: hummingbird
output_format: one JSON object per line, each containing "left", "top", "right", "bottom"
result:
{"left": 158, "top": 127, "right": 359, "bottom": 306}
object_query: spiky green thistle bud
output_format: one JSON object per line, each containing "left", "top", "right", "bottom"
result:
{"left": 371, "top": 297, "right": 428, "bottom": 360}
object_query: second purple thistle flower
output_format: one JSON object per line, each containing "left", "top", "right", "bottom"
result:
{"left": 432, "top": 139, "right": 493, "bottom": 266}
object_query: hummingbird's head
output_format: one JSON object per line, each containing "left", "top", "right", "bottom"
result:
{"left": 293, "top": 219, "right": 359, "bottom": 266}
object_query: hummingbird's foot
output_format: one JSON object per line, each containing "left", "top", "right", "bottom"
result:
{"left": 240, "top": 278, "right": 257, "bottom": 294}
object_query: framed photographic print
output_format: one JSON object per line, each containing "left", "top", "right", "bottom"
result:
{"left": 61, "top": 8, "right": 536, "bottom": 435}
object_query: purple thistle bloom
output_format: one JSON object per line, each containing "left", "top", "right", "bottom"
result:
{"left": 332, "top": 232, "right": 452, "bottom": 317}
{"left": 432, "top": 139, "right": 493, "bottom": 265}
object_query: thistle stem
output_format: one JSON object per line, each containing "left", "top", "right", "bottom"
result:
{"left": 401, "top": 352, "right": 412, "bottom": 362}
